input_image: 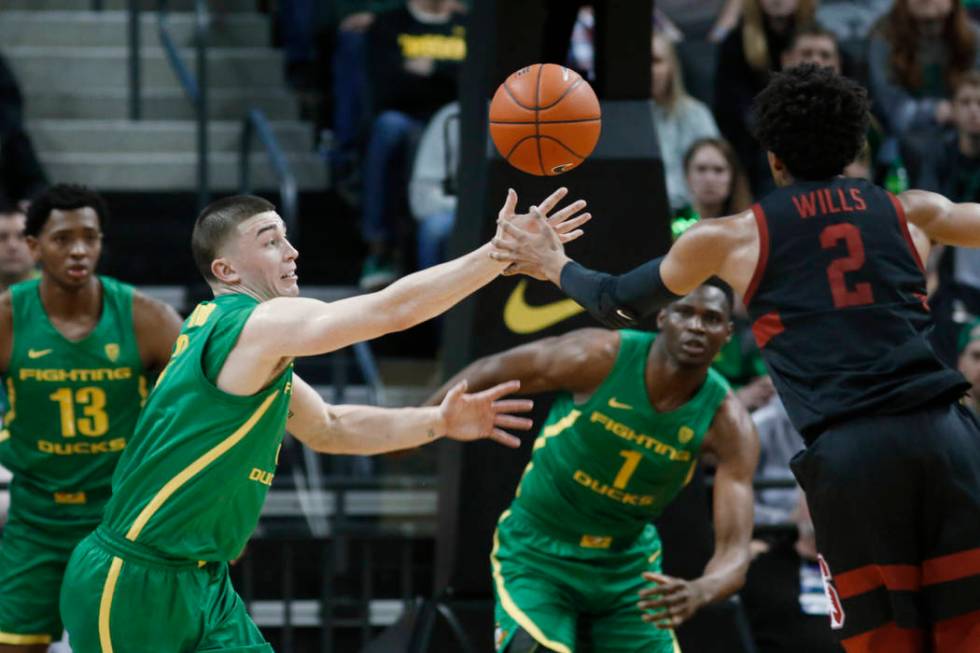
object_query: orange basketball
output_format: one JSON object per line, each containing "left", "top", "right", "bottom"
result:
{"left": 489, "top": 63, "right": 601, "bottom": 176}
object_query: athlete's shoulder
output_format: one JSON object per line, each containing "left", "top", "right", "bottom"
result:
{"left": 705, "top": 366, "right": 733, "bottom": 394}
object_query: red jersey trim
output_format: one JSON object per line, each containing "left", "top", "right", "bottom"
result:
{"left": 751, "top": 312, "right": 784, "bottom": 349}
{"left": 840, "top": 622, "right": 924, "bottom": 653}
{"left": 743, "top": 203, "right": 770, "bottom": 308}
{"left": 888, "top": 192, "right": 926, "bottom": 274}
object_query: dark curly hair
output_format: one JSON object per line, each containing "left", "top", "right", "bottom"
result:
{"left": 26, "top": 184, "right": 109, "bottom": 237}
{"left": 751, "top": 64, "right": 869, "bottom": 181}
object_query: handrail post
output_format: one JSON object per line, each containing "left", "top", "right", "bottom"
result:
{"left": 195, "top": 0, "right": 210, "bottom": 212}
{"left": 127, "top": 0, "right": 141, "bottom": 121}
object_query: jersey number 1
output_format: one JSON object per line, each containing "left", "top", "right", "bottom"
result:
{"left": 820, "top": 223, "right": 874, "bottom": 308}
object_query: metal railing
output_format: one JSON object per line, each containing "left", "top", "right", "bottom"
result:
{"left": 127, "top": 0, "right": 210, "bottom": 211}
{"left": 240, "top": 108, "right": 300, "bottom": 237}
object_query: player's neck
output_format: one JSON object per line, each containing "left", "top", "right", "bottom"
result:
{"left": 38, "top": 274, "right": 102, "bottom": 320}
{"left": 212, "top": 283, "right": 269, "bottom": 303}
{"left": 644, "top": 343, "right": 707, "bottom": 412}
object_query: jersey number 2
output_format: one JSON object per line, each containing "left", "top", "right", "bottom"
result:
{"left": 820, "top": 224, "right": 874, "bottom": 308}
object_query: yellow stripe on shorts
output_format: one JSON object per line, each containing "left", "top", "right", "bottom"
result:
{"left": 0, "top": 631, "right": 53, "bottom": 645}
{"left": 490, "top": 510, "right": 572, "bottom": 653}
{"left": 99, "top": 556, "right": 124, "bottom": 653}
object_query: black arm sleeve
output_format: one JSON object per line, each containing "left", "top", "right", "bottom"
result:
{"left": 559, "top": 258, "right": 683, "bottom": 328}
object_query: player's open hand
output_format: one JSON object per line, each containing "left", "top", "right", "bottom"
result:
{"left": 491, "top": 188, "right": 591, "bottom": 281}
{"left": 438, "top": 379, "right": 533, "bottom": 448}
{"left": 637, "top": 571, "right": 708, "bottom": 629}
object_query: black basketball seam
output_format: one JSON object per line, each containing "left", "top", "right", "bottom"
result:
{"left": 502, "top": 81, "right": 535, "bottom": 112}
{"left": 538, "top": 76, "right": 584, "bottom": 110}
{"left": 503, "top": 134, "right": 536, "bottom": 161}
{"left": 489, "top": 117, "right": 601, "bottom": 125}
{"left": 537, "top": 135, "right": 588, "bottom": 161}
{"left": 534, "top": 64, "right": 545, "bottom": 176}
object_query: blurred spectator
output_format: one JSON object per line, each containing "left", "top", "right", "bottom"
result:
{"left": 815, "top": 0, "right": 891, "bottom": 41}
{"left": 653, "top": 32, "right": 720, "bottom": 211}
{"left": 751, "top": 396, "right": 803, "bottom": 525}
{"left": 568, "top": 6, "right": 596, "bottom": 80}
{"left": 657, "top": 0, "right": 743, "bottom": 42}
{"left": 278, "top": 0, "right": 319, "bottom": 90}
{"left": 408, "top": 101, "right": 458, "bottom": 270}
{"left": 671, "top": 137, "right": 752, "bottom": 240}
{"left": 741, "top": 494, "right": 841, "bottom": 653}
{"left": 0, "top": 200, "right": 35, "bottom": 290}
{"left": 843, "top": 140, "right": 874, "bottom": 180}
{"left": 0, "top": 54, "right": 48, "bottom": 205}
{"left": 960, "top": 318, "right": 980, "bottom": 413}
{"left": 780, "top": 22, "right": 841, "bottom": 72}
{"left": 904, "top": 70, "right": 980, "bottom": 362}
{"left": 715, "top": 0, "right": 816, "bottom": 196}
{"left": 359, "top": 0, "right": 465, "bottom": 290}
{"left": 868, "top": 0, "right": 980, "bottom": 141}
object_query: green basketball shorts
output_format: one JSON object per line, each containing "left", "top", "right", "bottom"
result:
{"left": 490, "top": 509, "right": 680, "bottom": 653}
{"left": 0, "top": 481, "right": 103, "bottom": 646}
{"left": 60, "top": 528, "right": 270, "bottom": 653}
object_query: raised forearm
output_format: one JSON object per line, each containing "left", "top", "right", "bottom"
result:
{"left": 558, "top": 258, "right": 681, "bottom": 327}
{"left": 310, "top": 404, "right": 447, "bottom": 455}
{"left": 696, "top": 477, "right": 753, "bottom": 603}
{"left": 383, "top": 243, "right": 506, "bottom": 330}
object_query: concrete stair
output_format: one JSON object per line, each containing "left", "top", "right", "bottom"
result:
{"left": 3, "top": 5, "right": 326, "bottom": 193}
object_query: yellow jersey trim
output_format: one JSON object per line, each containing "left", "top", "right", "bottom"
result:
{"left": 99, "top": 556, "right": 124, "bottom": 653}
{"left": 490, "top": 510, "right": 572, "bottom": 653}
{"left": 0, "top": 429, "right": 8, "bottom": 443}
{"left": 672, "top": 629, "right": 681, "bottom": 653}
{"left": 125, "top": 390, "right": 279, "bottom": 541}
{"left": 0, "top": 631, "right": 53, "bottom": 645}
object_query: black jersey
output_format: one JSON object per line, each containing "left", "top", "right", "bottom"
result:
{"left": 744, "top": 177, "right": 968, "bottom": 443}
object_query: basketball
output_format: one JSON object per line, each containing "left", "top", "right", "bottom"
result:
{"left": 489, "top": 63, "right": 601, "bottom": 176}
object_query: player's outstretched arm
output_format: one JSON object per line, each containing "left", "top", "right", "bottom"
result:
{"left": 132, "top": 291, "right": 184, "bottom": 375}
{"left": 423, "top": 328, "right": 617, "bottom": 406}
{"left": 637, "top": 393, "right": 759, "bottom": 629}
{"left": 901, "top": 189, "right": 980, "bottom": 249}
{"left": 286, "top": 373, "right": 534, "bottom": 455}
{"left": 245, "top": 188, "right": 588, "bottom": 361}
{"left": 491, "top": 209, "right": 744, "bottom": 327}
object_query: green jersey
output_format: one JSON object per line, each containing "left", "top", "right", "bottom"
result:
{"left": 511, "top": 330, "right": 729, "bottom": 546}
{"left": 101, "top": 293, "right": 293, "bottom": 562}
{"left": 0, "top": 276, "right": 146, "bottom": 522}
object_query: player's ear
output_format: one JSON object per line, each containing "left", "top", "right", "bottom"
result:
{"left": 210, "top": 257, "right": 240, "bottom": 284}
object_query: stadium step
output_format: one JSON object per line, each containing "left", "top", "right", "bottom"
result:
{"left": 23, "top": 87, "right": 300, "bottom": 121}
{"left": 6, "top": 46, "right": 286, "bottom": 90}
{"left": 28, "top": 119, "right": 315, "bottom": 154}
{"left": 5, "top": 2, "right": 323, "bottom": 197}
{"left": 39, "top": 151, "right": 327, "bottom": 192}
{"left": 2, "top": 0, "right": 257, "bottom": 11}
{"left": 0, "top": 10, "right": 268, "bottom": 48}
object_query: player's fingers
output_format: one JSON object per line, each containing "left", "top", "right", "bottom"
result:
{"left": 494, "top": 414, "right": 534, "bottom": 430}
{"left": 546, "top": 199, "right": 588, "bottom": 226}
{"left": 497, "top": 219, "right": 529, "bottom": 240}
{"left": 498, "top": 188, "right": 518, "bottom": 220}
{"left": 558, "top": 229, "right": 585, "bottom": 244}
{"left": 444, "top": 379, "right": 467, "bottom": 403}
{"left": 482, "top": 379, "right": 522, "bottom": 400}
{"left": 489, "top": 428, "right": 522, "bottom": 448}
{"left": 489, "top": 251, "right": 520, "bottom": 263}
{"left": 492, "top": 399, "right": 534, "bottom": 413}
{"left": 553, "top": 212, "right": 591, "bottom": 234}
{"left": 642, "top": 572, "right": 673, "bottom": 584}
{"left": 535, "top": 187, "right": 569, "bottom": 216}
